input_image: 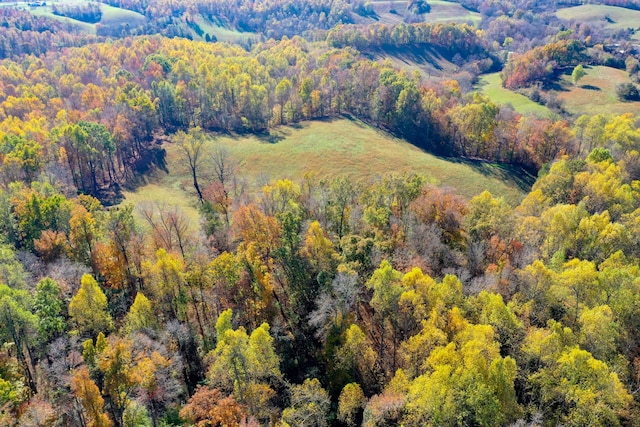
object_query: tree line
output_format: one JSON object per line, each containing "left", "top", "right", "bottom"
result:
{"left": 0, "top": 31, "right": 587, "bottom": 206}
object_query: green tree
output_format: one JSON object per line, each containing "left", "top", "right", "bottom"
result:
{"left": 532, "top": 347, "right": 631, "bottom": 426}
{"left": 571, "top": 64, "right": 587, "bottom": 85}
{"left": 366, "top": 260, "right": 405, "bottom": 373}
{"left": 207, "top": 310, "right": 281, "bottom": 418}
{"left": 404, "top": 314, "right": 520, "bottom": 426}
{"left": 33, "top": 278, "right": 66, "bottom": 342}
{"left": 0, "top": 284, "right": 38, "bottom": 393}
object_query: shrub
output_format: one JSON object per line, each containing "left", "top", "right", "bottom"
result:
{"left": 615, "top": 82, "right": 640, "bottom": 101}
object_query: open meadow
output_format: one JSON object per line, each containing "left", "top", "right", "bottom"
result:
{"left": 478, "top": 73, "right": 553, "bottom": 116}
{"left": 123, "top": 119, "right": 532, "bottom": 219}
{"left": 367, "top": 0, "right": 480, "bottom": 25}
{"left": 556, "top": 5, "right": 640, "bottom": 40}
{"left": 556, "top": 65, "right": 640, "bottom": 116}
{"left": 28, "top": 1, "right": 145, "bottom": 34}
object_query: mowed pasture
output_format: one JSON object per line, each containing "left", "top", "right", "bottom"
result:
{"left": 366, "top": 0, "right": 480, "bottom": 25}
{"left": 365, "top": 45, "right": 461, "bottom": 81}
{"left": 556, "top": 66, "right": 640, "bottom": 116}
{"left": 123, "top": 119, "right": 531, "bottom": 221}
{"left": 29, "top": 1, "right": 145, "bottom": 34}
{"left": 191, "top": 16, "right": 258, "bottom": 44}
{"left": 478, "top": 73, "right": 553, "bottom": 117}
{"left": 556, "top": 5, "right": 640, "bottom": 40}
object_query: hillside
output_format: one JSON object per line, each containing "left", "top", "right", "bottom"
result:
{"left": 364, "top": 0, "right": 481, "bottom": 25}
{"left": 556, "top": 4, "right": 640, "bottom": 40}
{"left": 2, "top": 5, "right": 640, "bottom": 427}
{"left": 556, "top": 65, "right": 640, "bottom": 115}
{"left": 479, "top": 66, "right": 640, "bottom": 117}
{"left": 477, "top": 72, "right": 553, "bottom": 116}
{"left": 364, "top": 44, "right": 462, "bottom": 80}
{"left": 124, "top": 119, "right": 532, "bottom": 217}
{"left": 27, "top": 1, "right": 145, "bottom": 34}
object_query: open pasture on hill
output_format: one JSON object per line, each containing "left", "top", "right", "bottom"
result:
{"left": 365, "top": 45, "right": 461, "bottom": 80}
{"left": 123, "top": 119, "right": 532, "bottom": 216}
{"left": 99, "top": 3, "right": 145, "bottom": 27}
{"left": 191, "top": 16, "right": 258, "bottom": 44}
{"left": 478, "top": 73, "right": 553, "bottom": 116}
{"left": 366, "top": 0, "right": 480, "bottom": 25}
{"left": 556, "top": 5, "right": 640, "bottom": 40}
{"left": 29, "top": 1, "right": 145, "bottom": 34}
{"left": 556, "top": 66, "right": 640, "bottom": 115}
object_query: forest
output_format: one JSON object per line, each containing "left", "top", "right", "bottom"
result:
{"left": 1, "top": 0, "right": 640, "bottom": 426}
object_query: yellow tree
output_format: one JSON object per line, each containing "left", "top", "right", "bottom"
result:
{"left": 69, "top": 274, "right": 113, "bottom": 337}
{"left": 96, "top": 337, "right": 138, "bottom": 427}
{"left": 531, "top": 347, "right": 632, "bottom": 426}
{"left": 122, "top": 293, "right": 157, "bottom": 334}
{"left": 207, "top": 309, "right": 282, "bottom": 420}
{"left": 404, "top": 310, "right": 520, "bottom": 426}
{"left": 71, "top": 367, "right": 112, "bottom": 427}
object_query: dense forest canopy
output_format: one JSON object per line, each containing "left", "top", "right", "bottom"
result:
{"left": 1, "top": 0, "right": 640, "bottom": 426}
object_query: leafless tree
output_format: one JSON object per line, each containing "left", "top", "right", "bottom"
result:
{"left": 139, "top": 202, "right": 192, "bottom": 259}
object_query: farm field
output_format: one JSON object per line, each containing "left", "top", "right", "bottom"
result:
{"left": 365, "top": 45, "right": 460, "bottom": 80}
{"left": 556, "top": 66, "right": 640, "bottom": 116}
{"left": 478, "top": 73, "right": 553, "bottom": 116}
{"left": 556, "top": 4, "right": 640, "bottom": 40}
{"left": 191, "top": 16, "right": 258, "bottom": 43}
{"left": 29, "top": 1, "right": 145, "bottom": 33}
{"left": 123, "top": 119, "right": 532, "bottom": 216}
{"left": 367, "top": 0, "right": 480, "bottom": 25}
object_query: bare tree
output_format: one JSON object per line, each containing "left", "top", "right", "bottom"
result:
{"left": 309, "top": 271, "right": 360, "bottom": 341}
{"left": 209, "top": 144, "right": 237, "bottom": 226}
{"left": 139, "top": 202, "right": 192, "bottom": 259}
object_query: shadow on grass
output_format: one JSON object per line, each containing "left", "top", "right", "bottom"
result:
{"left": 255, "top": 131, "right": 286, "bottom": 144}
{"left": 438, "top": 156, "right": 536, "bottom": 194}
{"left": 365, "top": 45, "right": 445, "bottom": 71}
{"left": 580, "top": 84, "right": 601, "bottom": 91}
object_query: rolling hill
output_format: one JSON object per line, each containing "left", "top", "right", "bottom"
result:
{"left": 123, "top": 119, "right": 533, "bottom": 221}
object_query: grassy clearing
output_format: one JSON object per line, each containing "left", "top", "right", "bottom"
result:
{"left": 556, "top": 5, "right": 640, "bottom": 39}
{"left": 367, "top": 0, "right": 480, "bottom": 25}
{"left": 30, "top": 6, "right": 96, "bottom": 33}
{"left": 125, "top": 120, "right": 531, "bottom": 216}
{"left": 478, "top": 73, "right": 553, "bottom": 116}
{"left": 99, "top": 4, "right": 145, "bottom": 27}
{"left": 555, "top": 66, "right": 640, "bottom": 116}
{"left": 29, "top": 1, "right": 145, "bottom": 34}
{"left": 424, "top": 1, "right": 481, "bottom": 25}
{"left": 192, "top": 16, "right": 258, "bottom": 44}
{"left": 366, "top": 45, "right": 459, "bottom": 81}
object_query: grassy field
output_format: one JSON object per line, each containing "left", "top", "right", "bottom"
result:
{"left": 123, "top": 119, "right": 532, "bottom": 220}
{"left": 477, "top": 73, "right": 553, "bottom": 116}
{"left": 191, "top": 16, "right": 258, "bottom": 44}
{"left": 366, "top": 45, "right": 460, "bottom": 81}
{"left": 99, "top": 4, "right": 145, "bottom": 27}
{"left": 556, "top": 5, "right": 640, "bottom": 40}
{"left": 367, "top": 0, "right": 480, "bottom": 25}
{"left": 555, "top": 66, "right": 640, "bottom": 116}
{"left": 30, "top": 1, "right": 145, "bottom": 34}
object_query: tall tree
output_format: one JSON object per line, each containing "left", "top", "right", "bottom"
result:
{"left": 71, "top": 366, "right": 113, "bottom": 427}
{"left": 175, "top": 127, "right": 206, "bottom": 203}
{"left": 69, "top": 274, "right": 113, "bottom": 337}
{"left": 34, "top": 278, "right": 66, "bottom": 343}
